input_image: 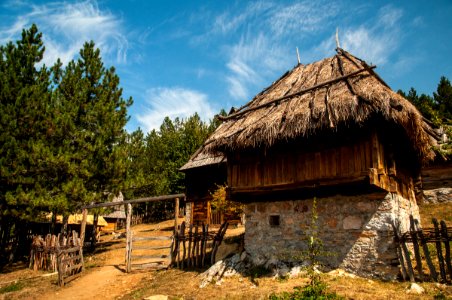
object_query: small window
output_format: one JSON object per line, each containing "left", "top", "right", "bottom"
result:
{"left": 269, "top": 215, "right": 280, "bottom": 227}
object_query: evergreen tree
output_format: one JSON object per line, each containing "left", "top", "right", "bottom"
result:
{"left": 434, "top": 76, "right": 452, "bottom": 123}
{"left": 0, "top": 24, "right": 53, "bottom": 219}
{"left": 54, "top": 41, "right": 133, "bottom": 209}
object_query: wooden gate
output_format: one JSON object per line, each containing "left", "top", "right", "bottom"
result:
{"left": 125, "top": 232, "right": 173, "bottom": 272}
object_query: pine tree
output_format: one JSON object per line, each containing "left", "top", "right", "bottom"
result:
{"left": 0, "top": 24, "right": 54, "bottom": 219}
{"left": 434, "top": 76, "right": 452, "bottom": 123}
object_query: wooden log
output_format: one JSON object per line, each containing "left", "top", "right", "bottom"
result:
{"left": 180, "top": 222, "right": 186, "bottom": 269}
{"left": 414, "top": 219, "right": 438, "bottom": 282}
{"left": 187, "top": 224, "right": 193, "bottom": 268}
{"left": 391, "top": 222, "right": 411, "bottom": 282}
{"left": 83, "top": 193, "right": 185, "bottom": 209}
{"left": 175, "top": 231, "right": 180, "bottom": 269}
{"left": 131, "top": 255, "right": 169, "bottom": 260}
{"left": 211, "top": 222, "right": 229, "bottom": 265}
{"left": 440, "top": 220, "right": 452, "bottom": 282}
{"left": 433, "top": 218, "right": 447, "bottom": 282}
{"left": 126, "top": 203, "right": 132, "bottom": 273}
{"left": 409, "top": 216, "right": 424, "bottom": 280}
{"left": 132, "top": 245, "right": 172, "bottom": 250}
{"left": 194, "top": 225, "right": 200, "bottom": 267}
{"left": 174, "top": 197, "right": 180, "bottom": 234}
{"left": 202, "top": 224, "right": 208, "bottom": 267}
{"left": 57, "top": 250, "right": 64, "bottom": 286}
{"left": 80, "top": 209, "right": 88, "bottom": 250}
{"left": 133, "top": 236, "right": 172, "bottom": 241}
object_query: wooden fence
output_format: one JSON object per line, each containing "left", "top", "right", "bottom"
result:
{"left": 172, "top": 221, "right": 228, "bottom": 269}
{"left": 125, "top": 232, "right": 173, "bottom": 272}
{"left": 394, "top": 216, "right": 451, "bottom": 284}
{"left": 57, "top": 244, "right": 83, "bottom": 287}
{"left": 30, "top": 231, "right": 82, "bottom": 272}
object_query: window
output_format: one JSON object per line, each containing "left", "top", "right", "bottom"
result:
{"left": 269, "top": 215, "right": 280, "bottom": 227}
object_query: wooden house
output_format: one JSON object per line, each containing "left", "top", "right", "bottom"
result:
{"left": 101, "top": 193, "right": 126, "bottom": 232}
{"left": 180, "top": 146, "right": 227, "bottom": 225}
{"left": 202, "top": 48, "right": 435, "bottom": 279}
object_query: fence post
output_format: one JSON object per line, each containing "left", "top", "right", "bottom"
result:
{"left": 409, "top": 216, "right": 424, "bottom": 281}
{"left": 126, "top": 203, "right": 132, "bottom": 273}
{"left": 174, "top": 198, "right": 179, "bottom": 234}
{"left": 440, "top": 220, "right": 452, "bottom": 281}
{"left": 80, "top": 208, "right": 88, "bottom": 271}
{"left": 414, "top": 219, "right": 437, "bottom": 282}
{"left": 433, "top": 218, "right": 447, "bottom": 282}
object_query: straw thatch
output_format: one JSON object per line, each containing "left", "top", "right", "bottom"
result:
{"left": 179, "top": 145, "right": 226, "bottom": 171}
{"left": 204, "top": 48, "right": 435, "bottom": 163}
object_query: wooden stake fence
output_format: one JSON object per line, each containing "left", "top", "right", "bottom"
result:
{"left": 395, "top": 217, "right": 452, "bottom": 284}
{"left": 171, "top": 221, "right": 229, "bottom": 269}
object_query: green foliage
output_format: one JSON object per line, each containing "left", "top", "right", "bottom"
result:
{"left": 210, "top": 184, "right": 244, "bottom": 217}
{"left": 0, "top": 282, "right": 23, "bottom": 294}
{"left": 0, "top": 25, "right": 132, "bottom": 220}
{"left": 269, "top": 284, "right": 344, "bottom": 300}
{"left": 399, "top": 77, "right": 452, "bottom": 158}
{"left": 122, "top": 113, "right": 223, "bottom": 220}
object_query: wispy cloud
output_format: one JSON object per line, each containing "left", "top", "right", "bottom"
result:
{"left": 0, "top": 0, "right": 128, "bottom": 66}
{"left": 137, "top": 87, "right": 216, "bottom": 133}
{"left": 225, "top": 32, "right": 288, "bottom": 100}
{"left": 312, "top": 5, "right": 404, "bottom": 66}
{"left": 268, "top": 2, "right": 339, "bottom": 38}
{"left": 196, "top": 0, "right": 342, "bottom": 101}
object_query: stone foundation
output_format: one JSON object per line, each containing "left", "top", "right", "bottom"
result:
{"left": 244, "top": 192, "right": 419, "bottom": 279}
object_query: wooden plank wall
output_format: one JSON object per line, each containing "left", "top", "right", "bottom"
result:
{"left": 228, "top": 137, "right": 374, "bottom": 188}
{"left": 227, "top": 130, "right": 416, "bottom": 201}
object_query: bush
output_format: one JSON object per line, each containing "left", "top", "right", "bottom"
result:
{"left": 269, "top": 283, "right": 344, "bottom": 300}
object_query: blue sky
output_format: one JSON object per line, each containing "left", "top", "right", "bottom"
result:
{"left": 1, "top": 1, "right": 451, "bottom": 133}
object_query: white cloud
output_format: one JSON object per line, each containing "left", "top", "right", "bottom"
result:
{"left": 225, "top": 32, "right": 290, "bottom": 100}
{"left": 268, "top": 2, "right": 339, "bottom": 38}
{"left": 137, "top": 87, "right": 216, "bottom": 133}
{"left": 0, "top": 0, "right": 128, "bottom": 66}
{"left": 313, "top": 5, "right": 404, "bottom": 66}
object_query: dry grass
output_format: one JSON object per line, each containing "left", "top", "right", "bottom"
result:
{"left": 1, "top": 206, "right": 451, "bottom": 300}
{"left": 119, "top": 268, "right": 452, "bottom": 300}
{"left": 419, "top": 202, "right": 452, "bottom": 227}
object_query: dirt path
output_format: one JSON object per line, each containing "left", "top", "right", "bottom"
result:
{"left": 1, "top": 220, "right": 243, "bottom": 300}
{"left": 37, "top": 221, "right": 176, "bottom": 300}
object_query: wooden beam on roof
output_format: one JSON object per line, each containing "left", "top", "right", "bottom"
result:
{"left": 82, "top": 193, "right": 185, "bottom": 209}
{"left": 218, "top": 65, "right": 376, "bottom": 121}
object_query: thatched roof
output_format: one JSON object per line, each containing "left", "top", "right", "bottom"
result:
{"left": 204, "top": 48, "right": 435, "bottom": 162}
{"left": 180, "top": 145, "right": 226, "bottom": 171}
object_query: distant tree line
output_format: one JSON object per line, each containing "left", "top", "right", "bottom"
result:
{"left": 398, "top": 76, "right": 452, "bottom": 157}
{"left": 122, "top": 113, "right": 224, "bottom": 220}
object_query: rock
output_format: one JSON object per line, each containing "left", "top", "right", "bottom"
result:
{"left": 406, "top": 283, "right": 425, "bottom": 294}
{"left": 343, "top": 216, "right": 362, "bottom": 230}
{"left": 423, "top": 188, "right": 452, "bottom": 204}
{"left": 289, "top": 265, "right": 305, "bottom": 278}
{"left": 240, "top": 251, "right": 248, "bottom": 261}
{"left": 230, "top": 253, "right": 241, "bottom": 265}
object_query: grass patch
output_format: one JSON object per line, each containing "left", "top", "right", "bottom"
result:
{"left": 269, "top": 282, "right": 344, "bottom": 300}
{"left": 419, "top": 202, "right": 452, "bottom": 227}
{"left": 0, "top": 282, "right": 23, "bottom": 294}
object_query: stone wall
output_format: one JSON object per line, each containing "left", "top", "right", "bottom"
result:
{"left": 243, "top": 192, "right": 419, "bottom": 279}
